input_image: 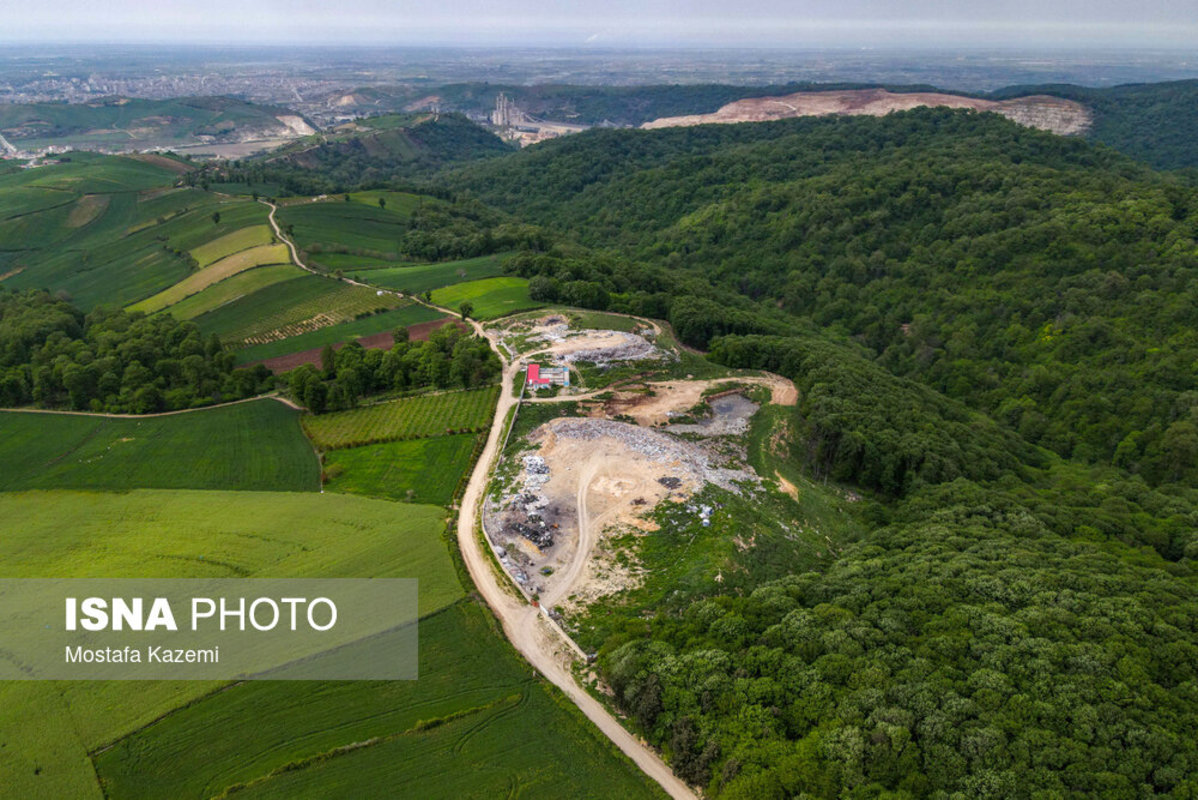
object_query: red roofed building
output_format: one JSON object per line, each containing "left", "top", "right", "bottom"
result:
{"left": 526, "top": 364, "right": 570, "bottom": 388}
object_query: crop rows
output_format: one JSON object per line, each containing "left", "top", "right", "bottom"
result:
{"left": 216, "top": 280, "right": 404, "bottom": 345}
{"left": 130, "top": 243, "right": 291, "bottom": 313}
{"left": 302, "top": 386, "right": 499, "bottom": 450}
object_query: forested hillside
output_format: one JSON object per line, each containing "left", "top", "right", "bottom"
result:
{"left": 995, "top": 80, "right": 1198, "bottom": 169}
{"left": 447, "top": 110, "right": 1197, "bottom": 485}
{"left": 212, "top": 113, "right": 512, "bottom": 196}
{"left": 442, "top": 108, "right": 1198, "bottom": 797}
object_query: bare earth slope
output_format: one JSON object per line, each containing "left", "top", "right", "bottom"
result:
{"left": 642, "top": 88, "right": 1091, "bottom": 135}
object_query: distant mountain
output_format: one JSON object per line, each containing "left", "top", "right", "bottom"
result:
{"left": 0, "top": 96, "right": 312, "bottom": 154}
{"left": 214, "top": 113, "right": 513, "bottom": 195}
{"left": 640, "top": 88, "right": 1091, "bottom": 136}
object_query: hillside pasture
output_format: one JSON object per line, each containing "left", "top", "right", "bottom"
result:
{"left": 323, "top": 434, "right": 478, "bottom": 505}
{"left": 0, "top": 186, "right": 75, "bottom": 220}
{"left": 430, "top": 276, "right": 539, "bottom": 320}
{"left": 278, "top": 200, "right": 411, "bottom": 255}
{"left": 0, "top": 400, "right": 319, "bottom": 493}
{"left": 189, "top": 224, "right": 275, "bottom": 266}
{"left": 193, "top": 275, "right": 403, "bottom": 346}
{"left": 348, "top": 252, "right": 512, "bottom": 294}
{"left": 129, "top": 243, "right": 292, "bottom": 313}
{"left": 302, "top": 386, "right": 499, "bottom": 449}
{"left": 165, "top": 264, "right": 302, "bottom": 321}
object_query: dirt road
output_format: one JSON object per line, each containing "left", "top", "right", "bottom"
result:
{"left": 456, "top": 346, "right": 698, "bottom": 800}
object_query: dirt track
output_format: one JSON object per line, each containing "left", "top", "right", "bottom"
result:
{"left": 456, "top": 328, "right": 699, "bottom": 800}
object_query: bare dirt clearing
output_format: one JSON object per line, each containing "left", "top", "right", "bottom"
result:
{"left": 642, "top": 88, "right": 1092, "bottom": 135}
{"left": 498, "top": 315, "right": 667, "bottom": 365}
{"left": 487, "top": 416, "right": 756, "bottom": 609}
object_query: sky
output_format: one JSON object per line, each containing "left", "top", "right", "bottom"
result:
{"left": 4, "top": 0, "right": 1197, "bottom": 48}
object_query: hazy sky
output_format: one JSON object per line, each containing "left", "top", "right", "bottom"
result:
{"left": 5, "top": 0, "right": 1197, "bottom": 48}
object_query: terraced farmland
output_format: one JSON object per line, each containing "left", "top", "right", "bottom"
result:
{"left": 193, "top": 275, "right": 403, "bottom": 345}
{"left": 430, "top": 276, "right": 540, "bottom": 320}
{"left": 0, "top": 400, "right": 319, "bottom": 492}
{"left": 165, "top": 264, "right": 302, "bottom": 320}
{"left": 302, "top": 386, "right": 499, "bottom": 449}
{"left": 129, "top": 243, "right": 292, "bottom": 313}
{"left": 189, "top": 224, "right": 276, "bottom": 266}
{"left": 348, "top": 252, "right": 512, "bottom": 294}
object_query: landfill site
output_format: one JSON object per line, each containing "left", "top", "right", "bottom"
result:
{"left": 483, "top": 315, "right": 795, "bottom": 614}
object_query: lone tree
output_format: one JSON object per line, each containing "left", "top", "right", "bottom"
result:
{"left": 377, "top": 197, "right": 386, "bottom": 210}
{"left": 211, "top": 211, "right": 221, "bottom": 225}
{"left": 459, "top": 302, "right": 474, "bottom": 320}
{"left": 393, "top": 325, "right": 409, "bottom": 344}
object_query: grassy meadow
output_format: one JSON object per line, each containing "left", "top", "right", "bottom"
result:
{"left": 347, "top": 252, "right": 511, "bottom": 294}
{"left": 430, "top": 276, "right": 539, "bottom": 320}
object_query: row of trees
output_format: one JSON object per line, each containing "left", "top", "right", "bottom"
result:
{"left": 285, "top": 322, "right": 499, "bottom": 413}
{"left": 0, "top": 289, "right": 271, "bottom": 413}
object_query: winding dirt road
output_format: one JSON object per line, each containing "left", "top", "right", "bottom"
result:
{"left": 455, "top": 340, "right": 698, "bottom": 800}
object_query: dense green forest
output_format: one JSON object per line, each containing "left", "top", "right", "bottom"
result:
{"left": 440, "top": 108, "right": 1198, "bottom": 797}
{"left": 0, "top": 289, "right": 272, "bottom": 412}
{"left": 448, "top": 110, "right": 1197, "bottom": 486}
{"left": 285, "top": 322, "right": 500, "bottom": 413}
{"left": 996, "top": 80, "right": 1198, "bottom": 170}
{"left": 207, "top": 113, "right": 512, "bottom": 196}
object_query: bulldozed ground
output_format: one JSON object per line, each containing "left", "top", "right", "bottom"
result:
{"left": 495, "top": 313, "right": 667, "bottom": 366}
{"left": 642, "top": 87, "right": 1092, "bottom": 135}
{"left": 484, "top": 312, "right": 803, "bottom": 622}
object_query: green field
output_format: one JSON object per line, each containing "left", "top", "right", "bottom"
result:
{"left": 348, "top": 253, "right": 512, "bottom": 294}
{"left": 189, "top": 224, "right": 275, "bottom": 267}
{"left": 235, "top": 304, "right": 446, "bottom": 364}
{"left": 302, "top": 387, "right": 499, "bottom": 449}
{"left": 0, "top": 162, "right": 272, "bottom": 309}
{"left": 323, "top": 434, "right": 478, "bottom": 505}
{"left": 278, "top": 200, "right": 412, "bottom": 256}
{"left": 92, "top": 601, "right": 663, "bottom": 800}
{"left": 430, "top": 276, "right": 540, "bottom": 320}
{"left": 193, "top": 275, "right": 403, "bottom": 345}
{"left": 129, "top": 243, "right": 292, "bottom": 313}
{"left": 310, "top": 251, "right": 415, "bottom": 270}
{"left": 0, "top": 489, "right": 461, "bottom": 800}
{"left": 0, "top": 400, "right": 319, "bottom": 492}
{"left": 165, "top": 264, "right": 302, "bottom": 321}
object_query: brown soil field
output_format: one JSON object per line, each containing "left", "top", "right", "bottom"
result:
{"left": 642, "top": 88, "right": 1091, "bottom": 136}
{"left": 249, "top": 316, "right": 466, "bottom": 372}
